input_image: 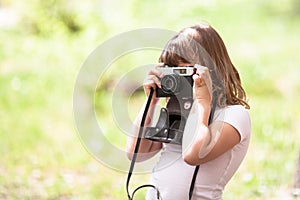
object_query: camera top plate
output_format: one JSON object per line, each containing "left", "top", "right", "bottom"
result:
{"left": 158, "top": 66, "right": 195, "bottom": 76}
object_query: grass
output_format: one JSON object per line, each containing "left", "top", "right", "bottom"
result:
{"left": 1, "top": 0, "right": 300, "bottom": 199}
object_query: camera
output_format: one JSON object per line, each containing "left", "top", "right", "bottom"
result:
{"left": 144, "top": 66, "right": 195, "bottom": 145}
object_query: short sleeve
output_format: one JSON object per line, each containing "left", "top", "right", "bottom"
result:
{"left": 214, "top": 105, "right": 251, "bottom": 142}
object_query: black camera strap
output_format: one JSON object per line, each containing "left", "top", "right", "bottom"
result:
{"left": 188, "top": 100, "right": 217, "bottom": 200}
{"left": 126, "top": 88, "right": 162, "bottom": 200}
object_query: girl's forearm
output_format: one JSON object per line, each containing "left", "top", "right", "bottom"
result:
{"left": 126, "top": 100, "right": 162, "bottom": 161}
{"left": 182, "top": 101, "right": 212, "bottom": 165}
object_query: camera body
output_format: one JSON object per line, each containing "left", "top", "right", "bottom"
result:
{"left": 144, "top": 66, "right": 195, "bottom": 145}
{"left": 156, "top": 66, "right": 195, "bottom": 98}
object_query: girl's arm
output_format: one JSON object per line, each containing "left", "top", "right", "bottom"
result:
{"left": 182, "top": 65, "right": 240, "bottom": 165}
{"left": 182, "top": 104, "right": 240, "bottom": 165}
{"left": 126, "top": 64, "right": 164, "bottom": 162}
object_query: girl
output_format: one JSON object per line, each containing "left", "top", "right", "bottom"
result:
{"left": 126, "top": 23, "right": 251, "bottom": 200}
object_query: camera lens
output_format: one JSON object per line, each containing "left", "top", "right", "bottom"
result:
{"left": 161, "top": 74, "right": 182, "bottom": 95}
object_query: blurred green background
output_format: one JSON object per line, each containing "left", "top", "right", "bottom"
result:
{"left": 1, "top": 0, "right": 300, "bottom": 199}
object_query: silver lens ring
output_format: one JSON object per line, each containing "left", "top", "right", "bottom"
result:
{"left": 161, "top": 74, "right": 181, "bottom": 94}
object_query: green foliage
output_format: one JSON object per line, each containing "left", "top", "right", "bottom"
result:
{"left": 1, "top": 0, "right": 300, "bottom": 199}
{"left": 10, "top": 0, "right": 107, "bottom": 38}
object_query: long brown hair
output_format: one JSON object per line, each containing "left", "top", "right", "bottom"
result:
{"left": 159, "top": 24, "right": 250, "bottom": 109}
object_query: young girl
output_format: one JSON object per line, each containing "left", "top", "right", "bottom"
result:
{"left": 126, "top": 23, "right": 251, "bottom": 200}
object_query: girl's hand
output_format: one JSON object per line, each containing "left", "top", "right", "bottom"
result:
{"left": 143, "top": 63, "right": 164, "bottom": 104}
{"left": 193, "top": 65, "right": 212, "bottom": 108}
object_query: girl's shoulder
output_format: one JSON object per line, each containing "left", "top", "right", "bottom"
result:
{"left": 214, "top": 104, "right": 250, "bottom": 120}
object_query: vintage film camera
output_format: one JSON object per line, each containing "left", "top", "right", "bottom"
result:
{"left": 144, "top": 66, "right": 195, "bottom": 145}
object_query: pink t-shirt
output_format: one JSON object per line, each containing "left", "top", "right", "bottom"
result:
{"left": 146, "top": 105, "right": 251, "bottom": 200}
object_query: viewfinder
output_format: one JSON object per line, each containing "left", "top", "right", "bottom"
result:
{"left": 174, "top": 68, "right": 187, "bottom": 74}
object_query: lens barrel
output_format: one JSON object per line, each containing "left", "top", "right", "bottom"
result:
{"left": 161, "top": 74, "right": 182, "bottom": 95}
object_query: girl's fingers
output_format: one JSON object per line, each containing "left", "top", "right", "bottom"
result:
{"left": 194, "top": 66, "right": 212, "bottom": 88}
{"left": 193, "top": 65, "right": 213, "bottom": 102}
{"left": 193, "top": 74, "right": 205, "bottom": 87}
{"left": 148, "top": 68, "right": 163, "bottom": 78}
{"left": 144, "top": 75, "right": 161, "bottom": 88}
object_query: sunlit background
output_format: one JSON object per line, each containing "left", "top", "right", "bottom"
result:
{"left": 1, "top": 0, "right": 300, "bottom": 199}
